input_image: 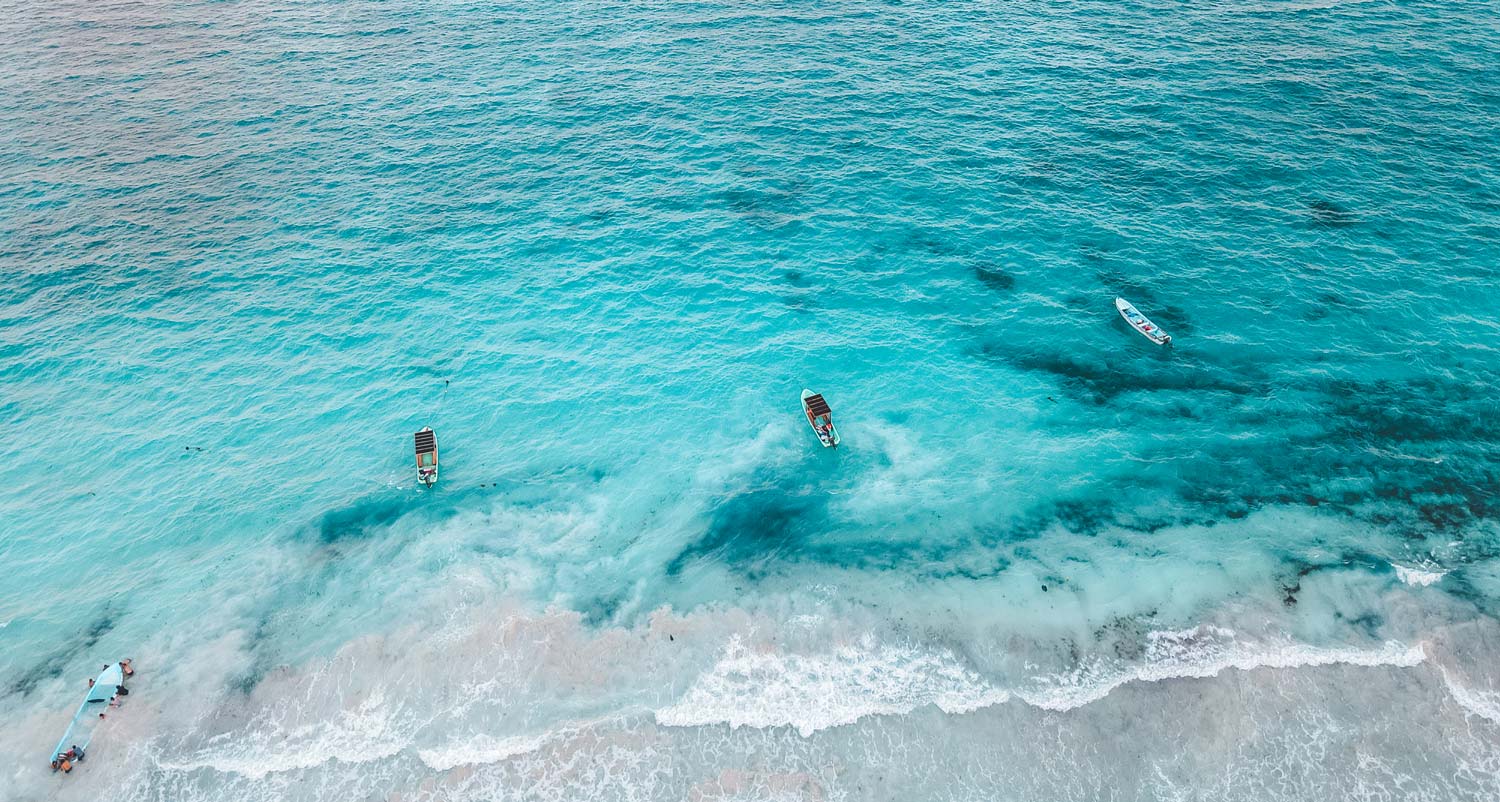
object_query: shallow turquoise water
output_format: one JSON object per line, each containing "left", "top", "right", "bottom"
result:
{"left": 2, "top": 1, "right": 1500, "bottom": 799}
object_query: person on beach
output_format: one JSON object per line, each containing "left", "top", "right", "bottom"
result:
{"left": 109, "top": 694, "right": 120, "bottom": 707}
{"left": 120, "top": 658, "right": 133, "bottom": 677}
{"left": 115, "top": 685, "right": 129, "bottom": 696}
{"left": 87, "top": 678, "right": 95, "bottom": 689}
{"left": 53, "top": 745, "right": 83, "bottom": 772}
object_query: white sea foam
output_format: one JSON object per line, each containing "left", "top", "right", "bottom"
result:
{"left": 656, "top": 634, "right": 1009, "bottom": 737}
{"left": 166, "top": 687, "right": 411, "bottom": 779}
{"left": 417, "top": 731, "right": 553, "bottom": 771}
{"left": 656, "top": 624, "right": 1430, "bottom": 736}
{"left": 1020, "top": 626, "right": 1426, "bottom": 711}
{"left": 1393, "top": 563, "right": 1447, "bottom": 587}
{"left": 685, "top": 768, "right": 832, "bottom": 802}
{"left": 1439, "top": 667, "right": 1500, "bottom": 725}
{"left": 415, "top": 712, "right": 643, "bottom": 772}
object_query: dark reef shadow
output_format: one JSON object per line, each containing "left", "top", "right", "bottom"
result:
{"left": 900, "top": 227, "right": 960, "bottom": 257}
{"left": 1094, "top": 268, "right": 1159, "bottom": 307}
{"left": 316, "top": 495, "right": 425, "bottom": 544}
{"left": 780, "top": 293, "right": 817, "bottom": 313}
{"left": 971, "top": 262, "right": 1016, "bottom": 292}
{"left": 974, "top": 341, "right": 1256, "bottom": 405}
{"left": 665, "top": 465, "right": 831, "bottom": 581}
{"left": 664, "top": 487, "right": 822, "bottom": 580}
{"left": 8, "top": 611, "right": 118, "bottom": 698}
{"left": 1306, "top": 198, "right": 1358, "bottom": 228}
{"left": 717, "top": 175, "right": 808, "bottom": 231}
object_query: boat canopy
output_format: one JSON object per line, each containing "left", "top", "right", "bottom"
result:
{"left": 804, "top": 394, "right": 831, "bottom": 418}
{"left": 414, "top": 429, "right": 436, "bottom": 455}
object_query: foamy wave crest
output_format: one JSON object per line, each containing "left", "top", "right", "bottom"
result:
{"left": 1439, "top": 667, "right": 1500, "bottom": 725}
{"left": 656, "top": 634, "right": 1009, "bottom": 737}
{"left": 1020, "top": 626, "right": 1426, "bottom": 711}
{"left": 166, "top": 688, "right": 411, "bottom": 779}
{"left": 1393, "top": 563, "right": 1447, "bottom": 587}
{"left": 417, "top": 731, "right": 552, "bottom": 771}
{"left": 415, "top": 714, "right": 634, "bottom": 771}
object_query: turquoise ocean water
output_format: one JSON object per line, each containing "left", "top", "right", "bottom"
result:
{"left": 3, "top": 0, "right": 1500, "bottom": 799}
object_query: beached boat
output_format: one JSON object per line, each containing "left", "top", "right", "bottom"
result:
{"left": 414, "top": 427, "right": 438, "bottom": 486}
{"left": 1115, "top": 298, "right": 1171, "bottom": 345}
{"left": 801, "top": 389, "right": 841, "bottom": 447}
{"left": 49, "top": 663, "right": 123, "bottom": 771}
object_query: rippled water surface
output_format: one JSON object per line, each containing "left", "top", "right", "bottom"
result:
{"left": 2, "top": 1, "right": 1499, "bottom": 800}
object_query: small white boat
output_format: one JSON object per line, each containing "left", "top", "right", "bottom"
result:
{"left": 801, "top": 389, "right": 840, "bottom": 447}
{"left": 1115, "top": 298, "right": 1171, "bottom": 345}
{"left": 414, "top": 427, "right": 438, "bottom": 486}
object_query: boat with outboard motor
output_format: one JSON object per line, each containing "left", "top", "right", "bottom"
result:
{"left": 801, "top": 389, "right": 841, "bottom": 447}
{"left": 1115, "top": 297, "right": 1171, "bottom": 345}
{"left": 414, "top": 427, "right": 438, "bottom": 486}
{"left": 49, "top": 662, "right": 124, "bottom": 772}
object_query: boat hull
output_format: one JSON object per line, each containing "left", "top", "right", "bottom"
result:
{"left": 50, "top": 663, "right": 124, "bottom": 765}
{"left": 801, "top": 389, "right": 841, "bottom": 447}
{"left": 1115, "top": 297, "right": 1171, "bottom": 345}
{"left": 415, "top": 427, "right": 439, "bottom": 487}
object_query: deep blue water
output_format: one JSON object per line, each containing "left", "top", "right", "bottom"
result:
{"left": 2, "top": 1, "right": 1499, "bottom": 800}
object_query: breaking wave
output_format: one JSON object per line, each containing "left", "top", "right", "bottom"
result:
{"left": 1393, "top": 563, "right": 1448, "bottom": 587}
{"left": 656, "top": 625, "right": 1427, "bottom": 735}
{"left": 656, "top": 633, "right": 1009, "bottom": 737}
{"left": 1018, "top": 626, "right": 1426, "bottom": 711}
